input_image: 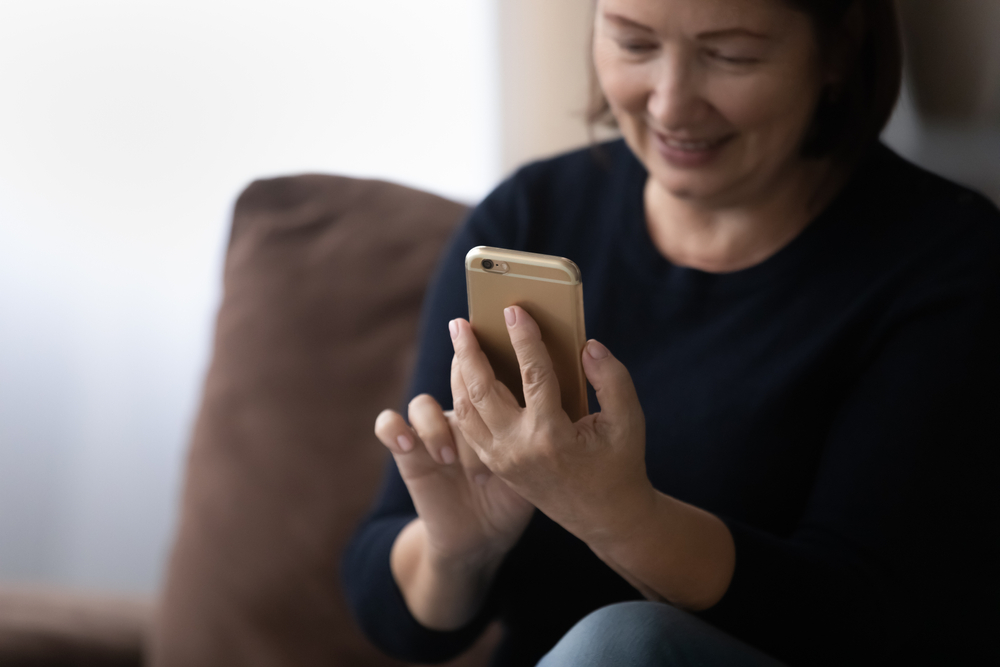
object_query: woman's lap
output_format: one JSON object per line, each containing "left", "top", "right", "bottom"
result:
{"left": 536, "top": 601, "right": 787, "bottom": 667}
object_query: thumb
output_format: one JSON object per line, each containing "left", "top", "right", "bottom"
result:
{"left": 581, "top": 339, "right": 643, "bottom": 429}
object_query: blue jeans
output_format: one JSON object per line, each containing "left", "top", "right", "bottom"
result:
{"left": 537, "top": 601, "right": 787, "bottom": 667}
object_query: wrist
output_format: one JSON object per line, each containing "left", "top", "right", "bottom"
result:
{"left": 575, "top": 479, "right": 660, "bottom": 551}
{"left": 422, "top": 535, "right": 508, "bottom": 586}
{"left": 391, "top": 519, "right": 505, "bottom": 631}
{"left": 586, "top": 491, "right": 736, "bottom": 611}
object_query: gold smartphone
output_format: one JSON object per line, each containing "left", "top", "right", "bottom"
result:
{"left": 465, "top": 246, "right": 588, "bottom": 422}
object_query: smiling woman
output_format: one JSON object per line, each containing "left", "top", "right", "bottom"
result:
{"left": 343, "top": 0, "right": 1000, "bottom": 665}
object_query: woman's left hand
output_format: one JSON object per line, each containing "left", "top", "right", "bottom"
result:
{"left": 448, "top": 306, "right": 656, "bottom": 550}
{"left": 449, "top": 306, "right": 736, "bottom": 611}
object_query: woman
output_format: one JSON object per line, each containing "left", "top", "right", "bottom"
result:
{"left": 344, "top": 0, "right": 1000, "bottom": 664}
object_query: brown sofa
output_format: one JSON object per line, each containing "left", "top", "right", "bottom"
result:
{"left": 0, "top": 175, "right": 497, "bottom": 666}
{"left": 0, "top": 587, "right": 151, "bottom": 666}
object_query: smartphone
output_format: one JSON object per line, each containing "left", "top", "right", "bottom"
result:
{"left": 465, "top": 246, "right": 588, "bottom": 422}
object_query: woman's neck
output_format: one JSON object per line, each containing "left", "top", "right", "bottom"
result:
{"left": 643, "top": 159, "right": 846, "bottom": 274}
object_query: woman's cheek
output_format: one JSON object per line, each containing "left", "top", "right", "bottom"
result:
{"left": 708, "top": 72, "right": 816, "bottom": 147}
{"left": 596, "top": 67, "right": 642, "bottom": 115}
{"left": 704, "top": 74, "right": 775, "bottom": 131}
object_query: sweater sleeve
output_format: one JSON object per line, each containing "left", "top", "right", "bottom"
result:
{"left": 341, "top": 175, "right": 528, "bottom": 663}
{"left": 700, "top": 278, "right": 1000, "bottom": 666}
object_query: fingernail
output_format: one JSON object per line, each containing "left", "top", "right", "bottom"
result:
{"left": 440, "top": 446, "right": 456, "bottom": 465}
{"left": 449, "top": 320, "right": 459, "bottom": 340}
{"left": 504, "top": 307, "right": 516, "bottom": 327}
{"left": 397, "top": 434, "right": 414, "bottom": 452}
{"left": 586, "top": 340, "right": 610, "bottom": 360}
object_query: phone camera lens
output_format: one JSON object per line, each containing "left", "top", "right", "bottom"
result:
{"left": 482, "top": 259, "right": 495, "bottom": 270}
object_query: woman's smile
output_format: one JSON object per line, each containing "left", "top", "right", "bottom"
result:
{"left": 652, "top": 130, "right": 736, "bottom": 169}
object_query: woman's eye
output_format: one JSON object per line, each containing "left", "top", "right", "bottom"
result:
{"left": 619, "top": 40, "right": 657, "bottom": 55}
{"left": 706, "top": 49, "right": 758, "bottom": 65}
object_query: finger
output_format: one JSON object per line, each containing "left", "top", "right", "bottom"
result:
{"left": 581, "top": 340, "right": 644, "bottom": 431}
{"left": 407, "top": 394, "right": 458, "bottom": 466}
{"left": 450, "top": 351, "right": 496, "bottom": 452}
{"left": 504, "top": 306, "right": 563, "bottom": 418}
{"left": 374, "top": 409, "right": 422, "bottom": 455}
{"left": 450, "top": 318, "right": 520, "bottom": 432}
{"left": 444, "top": 410, "right": 494, "bottom": 485}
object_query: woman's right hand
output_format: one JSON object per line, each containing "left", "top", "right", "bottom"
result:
{"left": 374, "top": 394, "right": 534, "bottom": 628}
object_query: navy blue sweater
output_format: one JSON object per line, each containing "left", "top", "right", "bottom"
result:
{"left": 343, "top": 141, "right": 1000, "bottom": 666}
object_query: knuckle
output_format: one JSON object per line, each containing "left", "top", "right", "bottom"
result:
{"left": 535, "top": 420, "right": 560, "bottom": 445}
{"left": 510, "top": 336, "right": 531, "bottom": 353}
{"left": 474, "top": 447, "right": 495, "bottom": 470}
{"left": 523, "top": 419, "right": 561, "bottom": 453}
{"left": 453, "top": 394, "right": 476, "bottom": 421}
{"left": 519, "top": 360, "right": 549, "bottom": 390}
{"left": 466, "top": 379, "right": 491, "bottom": 405}
{"left": 500, "top": 447, "right": 531, "bottom": 477}
{"left": 488, "top": 450, "right": 511, "bottom": 476}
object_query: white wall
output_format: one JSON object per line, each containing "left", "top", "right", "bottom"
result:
{"left": 497, "top": 0, "right": 595, "bottom": 173}
{"left": 883, "top": 83, "right": 1000, "bottom": 207}
{"left": 0, "top": 0, "right": 500, "bottom": 594}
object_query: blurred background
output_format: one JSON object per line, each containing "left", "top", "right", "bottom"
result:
{"left": 1, "top": 0, "right": 998, "bottom": 596}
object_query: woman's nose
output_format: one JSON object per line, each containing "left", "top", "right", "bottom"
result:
{"left": 647, "top": 52, "right": 706, "bottom": 129}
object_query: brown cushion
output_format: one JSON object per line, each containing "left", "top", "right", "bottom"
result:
{"left": 0, "top": 586, "right": 151, "bottom": 666}
{"left": 151, "top": 175, "right": 496, "bottom": 666}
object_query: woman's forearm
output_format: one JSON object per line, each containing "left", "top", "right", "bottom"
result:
{"left": 389, "top": 518, "right": 505, "bottom": 631}
{"left": 585, "top": 489, "right": 736, "bottom": 612}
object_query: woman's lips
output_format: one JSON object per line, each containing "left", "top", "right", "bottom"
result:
{"left": 652, "top": 131, "right": 734, "bottom": 168}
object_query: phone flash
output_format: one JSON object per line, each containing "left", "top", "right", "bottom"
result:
{"left": 482, "top": 259, "right": 510, "bottom": 274}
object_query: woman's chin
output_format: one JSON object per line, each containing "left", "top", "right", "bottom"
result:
{"left": 651, "top": 173, "right": 728, "bottom": 204}
{"left": 644, "top": 152, "right": 740, "bottom": 205}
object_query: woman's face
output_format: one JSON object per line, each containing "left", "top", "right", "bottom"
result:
{"left": 593, "top": 0, "right": 830, "bottom": 208}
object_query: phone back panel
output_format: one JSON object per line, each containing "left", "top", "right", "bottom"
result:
{"left": 465, "top": 247, "right": 588, "bottom": 422}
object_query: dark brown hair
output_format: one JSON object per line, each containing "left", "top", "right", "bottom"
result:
{"left": 587, "top": 0, "right": 904, "bottom": 166}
